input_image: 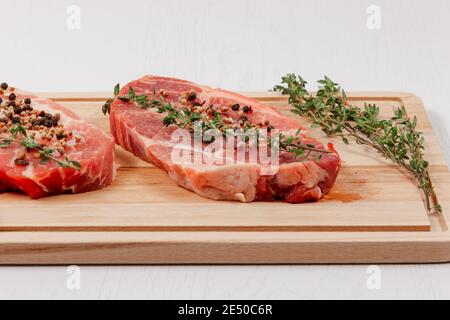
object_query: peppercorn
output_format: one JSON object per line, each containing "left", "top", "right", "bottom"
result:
{"left": 0, "top": 83, "right": 8, "bottom": 90}
{"left": 231, "top": 104, "right": 240, "bottom": 111}
{"left": 187, "top": 91, "right": 197, "bottom": 101}
{"left": 23, "top": 104, "right": 33, "bottom": 112}
{"left": 44, "top": 119, "right": 53, "bottom": 127}
{"left": 8, "top": 93, "right": 16, "bottom": 101}
{"left": 14, "top": 106, "right": 22, "bottom": 114}
{"left": 34, "top": 117, "right": 53, "bottom": 127}
{"left": 243, "top": 105, "right": 251, "bottom": 113}
{"left": 0, "top": 98, "right": 2, "bottom": 104}
{"left": 12, "top": 116, "right": 21, "bottom": 124}
{"left": 24, "top": 98, "right": 32, "bottom": 105}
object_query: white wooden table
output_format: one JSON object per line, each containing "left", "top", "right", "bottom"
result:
{"left": 1, "top": 0, "right": 450, "bottom": 299}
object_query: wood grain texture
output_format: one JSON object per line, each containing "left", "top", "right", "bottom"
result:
{"left": 0, "top": 92, "right": 449, "bottom": 264}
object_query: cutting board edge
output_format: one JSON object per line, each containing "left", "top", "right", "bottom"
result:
{"left": 1, "top": 230, "right": 450, "bottom": 265}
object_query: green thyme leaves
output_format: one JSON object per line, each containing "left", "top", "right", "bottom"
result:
{"left": 0, "top": 140, "right": 12, "bottom": 148}
{"left": 102, "top": 83, "right": 121, "bottom": 115}
{"left": 113, "top": 83, "right": 120, "bottom": 96}
{"left": 275, "top": 74, "right": 441, "bottom": 213}
{"left": 0, "top": 124, "right": 81, "bottom": 170}
{"left": 102, "top": 99, "right": 113, "bottom": 115}
{"left": 105, "top": 85, "right": 331, "bottom": 160}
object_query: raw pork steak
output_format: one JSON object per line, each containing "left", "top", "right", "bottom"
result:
{"left": 0, "top": 86, "right": 116, "bottom": 198}
{"left": 109, "top": 76, "right": 340, "bottom": 203}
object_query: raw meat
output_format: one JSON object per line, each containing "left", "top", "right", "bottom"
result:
{"left": 0, "top": 89, "right": 116, "bottom": 198}
{"left": 109, "top": 76, "right": 340, "bottom": 203}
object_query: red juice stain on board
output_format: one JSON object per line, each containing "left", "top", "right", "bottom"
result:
{"left": 324, "top": 190, "right": 363, "bottom": 203}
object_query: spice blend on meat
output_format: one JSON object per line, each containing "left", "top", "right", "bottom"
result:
{"left": 0, "top": 82, "right": 81, "bottom": 169}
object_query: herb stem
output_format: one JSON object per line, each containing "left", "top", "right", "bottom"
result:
{"left": 275, "top": 74, "right": 441, "bottom": 214}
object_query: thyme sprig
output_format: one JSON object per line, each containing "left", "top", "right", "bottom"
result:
{"left": 0, "top": 124, "right": 81, "bottom": 169}
{"left": 104, "top": 85, "right": 332, "bottom": 161}
{"left": 274, "top": 74, "right": 441, "bottom": 213}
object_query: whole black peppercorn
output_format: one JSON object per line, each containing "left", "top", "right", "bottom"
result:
{"left": 24, "top": 98, "right": 32, "bottom": 105}
{"left": 23, "top": 104, "right": 33, "bottom": 112}
{"left": 14, "top": 106, "right": 22, "bottom": 114}
{"left": 231, "top": 104, "right": 240, "bottom": 111}
{"left": 8, "top": 93, "right": 16, "bottom": 101}
{"left": 187, "top": 91, "right": 197, "bottom": 101}
{"left": 0, "top": 83, "right": 8, "bottom": 90}
{"left": 243, "top": 105, "right": 250, "bottom": 113}
{"left": 43, "top": 119, "right": 52, "bottom": 127}
{"left": 0, "top": 98, "right": 3, "bottom": 104}
{"left": 12, "top": 116, "right": 21, "bottom": 124}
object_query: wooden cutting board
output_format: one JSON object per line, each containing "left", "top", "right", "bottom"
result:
{"left": 0, "top": 92, "right": 449, "bottom": 264}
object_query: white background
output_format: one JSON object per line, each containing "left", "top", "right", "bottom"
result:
{"left": 1, "top": 0, "right": 450, "bottom": 299}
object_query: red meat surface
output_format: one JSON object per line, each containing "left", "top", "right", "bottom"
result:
{"left": 0, "top": 91, "right": 116, "bottom": 198}
{"left": 109, "top": 76, "right": 340, "bottom": 203}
